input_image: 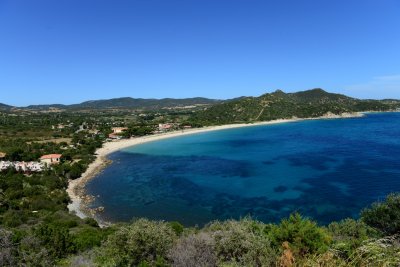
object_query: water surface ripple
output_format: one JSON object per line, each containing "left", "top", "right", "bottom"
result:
{"left": 86, "top": 112, "right": 400, "bottom": 226}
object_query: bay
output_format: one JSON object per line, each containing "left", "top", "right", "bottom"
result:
{"left": 85, "top": 112, "right": 400, "bottom": 226}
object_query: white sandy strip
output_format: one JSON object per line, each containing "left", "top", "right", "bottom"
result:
{"left": 66, "top": 113, "right": 363, "bottom": 220}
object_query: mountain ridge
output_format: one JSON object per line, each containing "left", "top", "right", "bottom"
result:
{"left": 190, "top": 88, "right": 400, "bottom": 125}
{"left": 1, "top": 89, "right": 399, "bottom": 113}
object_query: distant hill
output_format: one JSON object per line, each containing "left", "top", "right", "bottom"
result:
{"left": 0, "top": 103, "right": 13, "bottom": 111}
{"left": 25, "top": 104, "right": 67, "bottom": 110}
{"left": 2, "top": 89, "right": 400, "bottom": 116}
{"left": 190, "top": 88, "right": 400, "bottom": 125}
{"left": 17, "top": 97, "right": 220, "bottom": 111}
{"left": 68, "top": 97, "right": 221, "bottom": 110}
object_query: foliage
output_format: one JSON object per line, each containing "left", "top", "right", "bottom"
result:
{"left": 361, "top": 193, "right": 400, "bottom": 235}
{"left": 168, "top": 221, "right": 184, "bottom": 236}
{"left": 328, "top": 218, "right": 379, "bottom": 257}
{"left": 205, "top": 218, "right": 277, "bottom": 266}
{"left": 269, "top": 213, "right": 332, "bottom": 256}
{"left": 96, "top": 219, "right": 177, "bottom": 266}
{"left": 169, "top": 232, "right": 217, "bottom": 267}
{"left": 190, "top": 88, "right": 399, "bottom": 125}
{"left": 2, "top": 105, "right": 400, "bottom": 266}
{"left": 349, "top": 235, "right": 400, "bottom": 266}
{"left": 0, "top": 228, "right": 15, "bottom": 267}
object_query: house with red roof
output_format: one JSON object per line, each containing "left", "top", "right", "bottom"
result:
{"left": 40, "top": 154, "right": 62, "bottom": 165}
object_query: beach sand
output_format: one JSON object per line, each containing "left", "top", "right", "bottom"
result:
{"left": 66, "top": 113, "right": 364, "bottom": 225}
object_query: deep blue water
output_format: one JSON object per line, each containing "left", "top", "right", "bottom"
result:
{"left": 85, "top": 112, "right": 400, "bottom": 226}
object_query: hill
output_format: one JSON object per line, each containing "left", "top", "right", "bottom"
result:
{"left": 17, "top": 97, "right": 221, "bottom": 111}
{"left": 0, "top": 103, "right": 13, "bottom": 111}
{"left": 68, "top": 97, "right": 220, "bottom": 110}
{"left": 190, "top": 88, "right": 400, "bottom": 125}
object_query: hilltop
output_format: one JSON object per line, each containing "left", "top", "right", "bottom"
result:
{"left": 0, "top": 103, "right": 13, "bottom": 110}
{"left": 4, "top": 97, "right": 220, "bottom": 112}
{"left": 190, "top": 88, "right": 400, "bottom": 125}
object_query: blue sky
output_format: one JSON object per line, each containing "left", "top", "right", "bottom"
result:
{"left": 1, "top": 0, "right": 400, "bottom": 106}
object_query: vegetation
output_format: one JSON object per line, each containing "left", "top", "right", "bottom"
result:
{"left": 190, "top": 89, "right": 400, "bottom": 125}
{"left": 1, "top": 89, "right": 400, "bottom": 266}
{"left": 361, "top": 193, "right": 400, "bottom": 235}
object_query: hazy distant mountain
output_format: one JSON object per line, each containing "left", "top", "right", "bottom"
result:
{"left": 2, "top": 90, "right": 399, "bottom": 115}
{"left": 0, "top": 103, "right": 13, "bottom": 110}
{"left": 68, "top": 97, "right": 221, "bottom": 110}
{"left": 11, "top": 97, "right": 221, "bottom": 111}
{"left": 191, "top": 88, "right": 400, "bottom": 124}
{"left": 25, "top": 104, "right": 67, "bottom": 110}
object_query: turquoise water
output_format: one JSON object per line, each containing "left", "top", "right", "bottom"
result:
{"left": 86, "top": 112, "right": 400, "bottom": 226}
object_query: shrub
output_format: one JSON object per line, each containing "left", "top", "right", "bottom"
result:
{"left": 84, "top": 217, "right": 99, "bottom": 228}
{"left": 294, "top": 251, "right": 348, "bottom": 267}
{"left": 205, "top": 218, "right": 277, "bottom": 266}
{"left": 18, "top": 235, "right": 54, "bottom": 266}
{"left": 169, "top": 232, "right": 217, "bottom": 267}
{"left": 0, "top": 228, "right": 15, "bottom": 267}
{"left": 2, "top": 210, "right": 26, "bottom": 227}
{"left": 35, "top": 223, "right": 74, "bottom": 258}
{"left": 361, "top": 193, "right": 400, "bottom": 235}
{"left": 349, "top": 235, "right": 400, "bottom": 266}
{"left": 72, "top": 227, "right": 105, "bottom": 252}
{"left": 169, "top": 221, "right": 184, "bottom": 236}
{"left": 96, "top": 219, "right": 177, "bottom": 266}
{"left": 328, "top": 218, "right": 378, "bottom": 257}
{"left": 269, "top": 213, "right": 331, "bottom": 256}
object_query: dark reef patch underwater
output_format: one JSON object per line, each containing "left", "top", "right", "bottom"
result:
{"left": 86, "top": 112, "right": 400, "bottom": 226}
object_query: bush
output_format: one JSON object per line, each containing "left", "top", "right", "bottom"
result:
{"left": 72, "top": 227, "right": 105, "bottom": 252}
{"left": 169, "top": 232, "right": 217, "bottom": 267}
{"left": 84, "top": 217, "right": 99, "bottom": 228}
{"left": 35, "top": 223, "right": 74, "bottom": 258}
{"left": 361, "top": 193, "right": 400, "bottom": 235}
{"left": 96, "top": 219, "right": 177, "bottom": 266}
{"left": 349, "top": 235, "right": 400, "bottom": 266}
{"left": 205, "top": 218, "right": 277, "bottom": 266}
{"left": 0, "top": 228, "right": 15, "bottom": 266}
{"left": 328, "top": 218, "right": 378, "bottom": 257}
{"left": 18, "top": 235, "right": 54, "bottom": 266}
{"left": 269, "top": 213, "right": 331, "bottom": 256}
{"left": 2, "top": 210, "right": 26, "bottom": 227}
{"left": 169, "top": 221, "right": 184, "bottom": 236}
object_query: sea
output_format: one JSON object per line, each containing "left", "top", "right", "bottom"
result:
{"left": 85, "top": 112, "right": 400, "bottom": 226}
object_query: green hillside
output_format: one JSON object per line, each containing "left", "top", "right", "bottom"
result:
{"left": 190, "top": 89, "right": 400, "bottom": 125}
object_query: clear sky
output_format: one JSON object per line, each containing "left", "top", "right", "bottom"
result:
{"left": 1, "top": 0, "right": 400, "bottom": 106}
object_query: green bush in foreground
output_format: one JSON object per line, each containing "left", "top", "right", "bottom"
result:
{"left": 206, "top": 218, "right": 277, "bottom": 266}
{"left": 269, "top": 213, "right": 332, "bottom": 257}
{"left": 361, "top": 193, "right": 400, "bottom": 235}
{"left": 328, "top": 218, "right": 379, "bottom": 257}
{"left": 95, "top": 218, "right": 177, "bottom": 266}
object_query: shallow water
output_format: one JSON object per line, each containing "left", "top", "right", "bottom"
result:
{"left": 86, "top": 112, "right": 400, "bottom": 226}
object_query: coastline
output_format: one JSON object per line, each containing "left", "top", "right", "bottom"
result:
{"left": 66, "top": 112, "right": 365, "bottom": 226}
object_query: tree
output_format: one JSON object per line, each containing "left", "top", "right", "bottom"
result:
{"left": 361, "top": 193, "right": 400, "bottom": 235}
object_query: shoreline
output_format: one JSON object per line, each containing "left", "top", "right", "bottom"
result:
{"left": 67, "top": 112, "right": 365, "bottom": 226}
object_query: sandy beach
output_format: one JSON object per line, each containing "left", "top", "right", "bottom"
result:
{"left": 66, "top": 112, "right": 364, "bottom": 224}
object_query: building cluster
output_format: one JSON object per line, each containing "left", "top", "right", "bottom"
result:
{"left": 0, "top": 161, "right": 45, "bottom": 172}
{"left": 0, "top": 154, "right": 62, "bottom": 173}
